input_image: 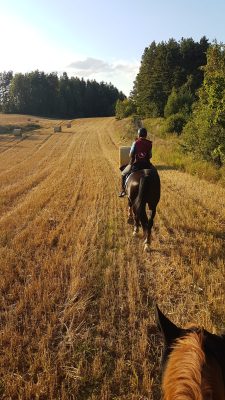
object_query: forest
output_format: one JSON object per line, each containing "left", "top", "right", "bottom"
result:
{"left": 116, "top": 37, "right": 225, "bottom": 168}
{"left": 0, "top": 71, "right": 125, "bottom": 118}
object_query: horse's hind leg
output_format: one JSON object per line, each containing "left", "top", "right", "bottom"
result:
{"left": 133, "top": 213, "right": 140, "bottom": 237}
{"left": 143, "top": 228, "right": 150, "bottom": 251}
{"left": 144, "top": 207, "right": 156, "bottom": 252}
{"left": 127, "top": 199, "right": 134, "bottom": 224}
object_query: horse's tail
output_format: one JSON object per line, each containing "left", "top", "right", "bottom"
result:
{"left": 133, "top": 170, "right": 160, "bottom": 230}
{"left": 133, "top": 175, "right": 151, "bottom": 229}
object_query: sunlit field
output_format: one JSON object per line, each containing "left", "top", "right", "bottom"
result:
{"left": 0, "top": 114, "right": 224, "bottom": 399}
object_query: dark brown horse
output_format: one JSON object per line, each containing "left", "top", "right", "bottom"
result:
{"left": 156, "top": 305, "right": 225, "bottom": 400}
{"left": 126, "top": 166, "right": 160, "bottom": 251}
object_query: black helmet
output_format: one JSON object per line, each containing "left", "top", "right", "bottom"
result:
{"left": 138, "top": 127, "right": 147, "bottom": 137}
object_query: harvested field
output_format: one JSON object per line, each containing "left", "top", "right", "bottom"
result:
{"left": 0, "top": 115, "right": 225, "bottom": 399}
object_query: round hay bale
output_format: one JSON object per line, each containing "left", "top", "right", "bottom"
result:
{"left": 119, "top": 146, "right": 131, "bottom": 167}
{"left": 13, "top": 128, "right": 22, "bottom": 137}
{"left": 54, "top": 126, "right": 62, "bottom": 133}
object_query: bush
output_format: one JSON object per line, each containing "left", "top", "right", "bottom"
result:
{"left": 161, "top": 113, "right": 187, "bottom": 135}
{"left": 182, "top": 106, "right": 225, "bottom": 165}
{"left": 164, "top": 86, "right": 195, "bottom": 118}
{"left": 115, "top": 99, "right": 136, "bottom": 119}
{"left": 143, "top": 117, "right": 164, "bottom": 137}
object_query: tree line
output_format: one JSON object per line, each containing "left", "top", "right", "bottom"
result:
{"left": 0, "top": 71, "right": 125, "bottom": 118}
{"left": 116, "top": 37, "right": 225, "bottom": 167}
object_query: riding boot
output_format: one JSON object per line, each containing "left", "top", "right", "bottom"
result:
{"left": 119, "top": 175, "right": 126, "bottom": 197}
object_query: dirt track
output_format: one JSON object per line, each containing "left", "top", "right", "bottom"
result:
{"left": 0, "top": 116, "right": 225, "bottom": 399}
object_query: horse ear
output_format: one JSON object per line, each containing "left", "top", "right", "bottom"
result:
{"left": 155, "top": 304, "right": 182, "bottom": 346}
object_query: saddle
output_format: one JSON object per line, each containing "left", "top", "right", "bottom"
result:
{"left": 124, "top": 162, "right": 153, "bottom": 189}
{"left": 131, "top": 161, "right": 153, "bottom": 171}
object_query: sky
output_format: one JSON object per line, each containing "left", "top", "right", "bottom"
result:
{"left": 0, "top": 0, "right": 225, "bottom": 96}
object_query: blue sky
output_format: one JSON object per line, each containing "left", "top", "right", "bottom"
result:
{"left": 1, "top": 0, "right": 225, "bottom": 95}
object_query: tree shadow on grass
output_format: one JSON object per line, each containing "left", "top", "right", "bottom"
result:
{"left": 156, "top": 164, "right": 177, "bottom": 171}
{"left": 0, "top": 135, "right": 15, "bottom": 142}
{"left": 181, "top": 225, "right": 225, "bottom": 241}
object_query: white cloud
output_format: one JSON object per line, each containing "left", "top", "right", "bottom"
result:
{"left": 67, "top": 57, "right": 138, "bottom": 76}
{"left": 67, "top": 57, "right": 139, "bottom": 95}
{"left": 68, "top": 58, "right": 110, "bottom": 73}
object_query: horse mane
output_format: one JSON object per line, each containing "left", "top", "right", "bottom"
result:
{"left": 162, "top": 331, "right": 213, "bottom": 400}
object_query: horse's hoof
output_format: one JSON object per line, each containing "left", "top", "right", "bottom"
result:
{"left": 144, "top": 243, "right": 150, "bottom": 252}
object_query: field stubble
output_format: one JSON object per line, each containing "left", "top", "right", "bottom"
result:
{"left": 0, "top": 115, "right": 224, "bottom": 399}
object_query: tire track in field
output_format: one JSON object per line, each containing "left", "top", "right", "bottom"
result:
{"left": 0, "top": 133, "right": 67, "bottom": 192}
{"left": 0, "top": 134, "right": 75, "bottom": 217}
{"left": 0, "top": 134, "right": 29, "bottom": 155}
{"left": 0, "top": 136, "right": 22, "bottom": 154}
{"left": 58, "top": 119, "right": 161, "bottom": 398}
{"left": 0, "top": 132, "right": 70, "bottom": 178}
{"left": 0, "top": 115, "right": 71, "bottom": 172}
{"left": 0, "top": 132, "right": 82, "bottom": 246}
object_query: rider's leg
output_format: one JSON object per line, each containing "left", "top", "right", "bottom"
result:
{"left": 119, "top": 164, "right": 131, "bottom": 197}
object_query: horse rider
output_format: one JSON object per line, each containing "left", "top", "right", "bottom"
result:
{"left": 119, "top": 127, "right": 152, "bottom": 197}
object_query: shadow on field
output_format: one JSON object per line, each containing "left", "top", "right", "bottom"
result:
{"left": 156, "top": 164, "right": 177, "bottom": 171}
{"left": 0, "top": 136, "right": 15, "bottom": 142}
{"left": 149, "top": 247, "right": 171, "bottom": 257}
{"left": 182, "top": 225, "right": 225, "bottom": 241}
{"left": 0, "top": 133, "right": 42, "bottom": 143}
{"left": 23, "top": 134, "right": 43, "bottom": 140}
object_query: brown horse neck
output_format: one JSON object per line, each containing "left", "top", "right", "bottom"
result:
{"left": 162, "top": 331, "right": 220, "bottom": 400}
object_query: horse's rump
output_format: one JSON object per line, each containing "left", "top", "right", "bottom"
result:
{"left": 131, "top": 168, "right": 160, "bottom": 213}
{"left": 127, "top": 167, "right": 160, "bottom": 198}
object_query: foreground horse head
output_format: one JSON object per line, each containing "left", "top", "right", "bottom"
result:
{"left": 155, "top": 305, "right": 225, "bottom": 400}
{"left": 126, "top": 166, "right": 160, "bottom": 251}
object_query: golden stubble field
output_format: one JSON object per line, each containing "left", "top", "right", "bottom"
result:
{"left": 0, "top": 114, "right": 224, "bottom": 399}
